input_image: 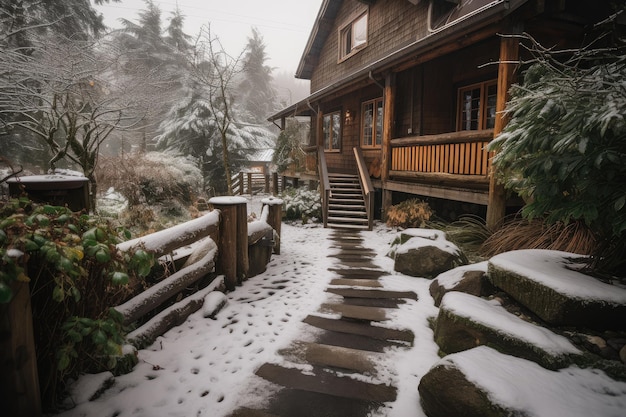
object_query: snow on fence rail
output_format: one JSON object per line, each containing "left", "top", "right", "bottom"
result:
{"left": 113, "top": 197, "right": 283, "bottom": 348}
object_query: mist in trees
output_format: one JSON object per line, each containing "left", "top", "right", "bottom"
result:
{"left": 1, "top": 0, "right": 282, "bottom": 206}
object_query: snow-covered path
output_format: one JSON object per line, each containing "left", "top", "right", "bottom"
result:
{"left": 57, "top": 220, "right": 440, "bottom": 417}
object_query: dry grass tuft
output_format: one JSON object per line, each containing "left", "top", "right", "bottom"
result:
{"left": 480, "top": 217, "right": 597, "bottom": 258}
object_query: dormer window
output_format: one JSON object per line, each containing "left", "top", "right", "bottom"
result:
{"left": 338, "top": 11, "right": 368, "bottom": 61}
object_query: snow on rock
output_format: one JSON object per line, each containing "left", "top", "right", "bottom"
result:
{"left": 434, "top": 261, "right": 489, "bottom": 290}
{"left": 490, "top": 249, "right": 626, "bottom": 303}
{"left": 389, "top": 228, "right": 466, "bottom": 278}
{"left": 438, "top": 292, "right": 582, "bottom": 358}
{"left": 429, "top": 261, "right": 491, "bottom": 306}
{"left": 420, "top": 346, "right": 626, "bottom": 417}
{"left": 202, "top": 291, "right": 228, "bottom": 318}
{"left": 488, "top": 249, "right": 626, "bottom": 329}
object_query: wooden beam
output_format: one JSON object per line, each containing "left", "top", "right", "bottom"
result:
{"left": 486, "top": 34, "right": 520, "bottom": 229}
{"left": 384, "top": 180, "right": 489, "bottom": 205}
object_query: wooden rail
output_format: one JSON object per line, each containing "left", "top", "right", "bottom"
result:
{"left": 390, "top": 129, "right": 493, "bottom": 176}
{"left": 318, "top": 146, "right": 330, "bottom": 228}
{"left": 353, "top": 147, "right": 374, "bottom": 230}
{"left": 232, "top": 172, "right": 282, "bottom": 195}
{"left": 114, "top": 198, "right": 283, "bottom": 348}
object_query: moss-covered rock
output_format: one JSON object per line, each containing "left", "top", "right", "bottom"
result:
{"left": 488, "top": 250, "right": 626, "bottom": 330}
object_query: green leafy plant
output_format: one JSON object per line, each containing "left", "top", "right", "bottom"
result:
{"left": 280, "top": 187, "right": 321, "bottom": 222}
{"left": 489, "top": 30, "right": 626, "bottom": 273}
{"left": 0, "top": 197, "right": 154, "bottom": 408}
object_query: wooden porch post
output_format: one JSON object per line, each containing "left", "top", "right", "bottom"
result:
{"left": 486, "top": 35, "right": 519, "bottom": 230}
{"left": 381, "top": 72, "right": 396, "bottom": 219}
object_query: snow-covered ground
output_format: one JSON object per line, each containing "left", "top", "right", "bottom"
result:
{"left": 54, "top": 195, "right": 626, "bottom": 417}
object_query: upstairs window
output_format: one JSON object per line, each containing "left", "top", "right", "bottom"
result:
{"left": 339, "top": 11, "right": 368, "bottom": 61}
{"left": 361, "top": 98, "right": 383, "bottom": 147}
{"left": 323, "top": 111, "right": 341, "bottom": 152}
{"left": 457, "top": 80, "right": 497, "bottom": 131}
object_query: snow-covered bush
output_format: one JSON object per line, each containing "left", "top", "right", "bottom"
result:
{"left": 280, "top": 187, "right": 321, "bottom": 223}
{"left": 97, "top": 151, "right": 203, "bottom": 207}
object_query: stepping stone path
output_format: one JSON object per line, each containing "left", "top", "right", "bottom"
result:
{"left": 227, "top": 230, "right": 417, "bottom": 417}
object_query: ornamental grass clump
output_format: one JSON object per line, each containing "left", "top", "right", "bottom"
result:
{"left": 386, "top": 198, "right": 433, "bottom": 229}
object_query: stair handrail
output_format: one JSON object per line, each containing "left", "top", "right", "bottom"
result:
{"left": 353, "top": 147, "right": 374, "bottom": 230}
{"left": 318, "top": 145, "right": 331, "bottom": 228}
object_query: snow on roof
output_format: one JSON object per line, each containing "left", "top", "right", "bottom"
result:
{"left": 489, "top": 249, "right": 626, "bottom": 304}
{"left": 440, "top": 346, "right": 626, "bottom": 417}
{"left": 440, "top": 291, "right": 582, "bottom": 355}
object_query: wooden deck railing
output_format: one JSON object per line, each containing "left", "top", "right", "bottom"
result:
{"left": 232, "top": 172, "right": 282, "bottom": 195}
{"left": 353, "top": 147, "right": 374, "bottom": 230}
{"left": 318, "top": 145, "right": 331, "bottom": 228}
{"left": 390, "top": 129, "right": 493, "bottom": 177}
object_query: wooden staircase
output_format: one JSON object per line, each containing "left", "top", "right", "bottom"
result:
{"left": 327, "top": 173, "right": 369, "bottom": 230}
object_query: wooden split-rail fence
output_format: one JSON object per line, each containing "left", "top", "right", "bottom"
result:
{"left": 3, "top": 197, "right": 283, "bottom": 417}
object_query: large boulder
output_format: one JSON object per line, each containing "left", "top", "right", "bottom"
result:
{"left": 419, "top": 346, "right": 626, "bottom": 417}
{"left": 434, "top": 292, "right": 582, "bottom": 369}
{"left": 488, "top": 249, "right": 626, "bottom": 330}
{"left": 429, "top": 261, "right": 492, "bottom": 306}
{"left": 388, "top": 229, "right": 466, "bottom": 278}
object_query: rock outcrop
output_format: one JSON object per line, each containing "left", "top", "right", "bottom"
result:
{"left": 420, "top": 249, "right": 626, "bottom": 417}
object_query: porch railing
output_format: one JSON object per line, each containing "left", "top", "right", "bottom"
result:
{"left": 390, "top": 129, "right": 493, "bottom": 178}
{"left": 353, "top": 147, "right": 374, "bottom": 230}
{"left": 318, "top": 145, "right": 330, "bottom": 228}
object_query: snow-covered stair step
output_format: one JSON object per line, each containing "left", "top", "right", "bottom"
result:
{"left": 419, "top": 346, "right": 626, "bottom": 417}
{"left": 434, "top": 291, "right": 582, "bottom": 369}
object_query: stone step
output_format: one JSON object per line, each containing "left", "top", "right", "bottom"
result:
{"left": 255, "top": 363, "right": 397, "bottom": 403}
{"left": 327, "top": 287, "right": 418, "bottom": 300}
{"left": 342, "top": 297, "right": 404, "bottom": 308}
{"left": 328, "top": 278, "right": 382, "bottom": 287}
{"left": 303, "top": 315, "right": 414, "bottom": 344}
{"left": 327, "top": 268, "right": 386, "bottom": 279}
{"left": 320, "top": 303, "right": 388, "bottom": 321}
{"left": 278, "top": 341, "right": 383, "bottom": 374}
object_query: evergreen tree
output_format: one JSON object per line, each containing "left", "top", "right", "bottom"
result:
{"left": 238, "top": 28, "right": 278, "bottom": 123}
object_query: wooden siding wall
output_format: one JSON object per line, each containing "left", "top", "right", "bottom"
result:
{"left": 311, "top": 0, "right": 429, "bottom": 92}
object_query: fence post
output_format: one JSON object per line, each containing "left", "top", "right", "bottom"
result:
{"left": 209, "top": 196, "right": 248, "bottom": 290}
{"left": 262, "top": 197, "right": 283, "bottom": 255}
{"left": 272, "top": 172, "right": 279, "bottom": 195}
{"left": 0, "top": 282, "right": 42, "bottom": 417}
{"left": 246, "top": 173, "right": 252, "bottom": 195}
{"left": 238, "top": 172, "right": 244, "bottom": 195}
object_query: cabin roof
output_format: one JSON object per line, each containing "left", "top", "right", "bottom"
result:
{"left": 271, "top": 0, "right": 529, "bottom": 122}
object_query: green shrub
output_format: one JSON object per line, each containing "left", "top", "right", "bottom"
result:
{"left": 280, "top": 187, "right": 321, "bottom": 222}
{"left": 0, "top": 198, "right": 153, "bottom": 409}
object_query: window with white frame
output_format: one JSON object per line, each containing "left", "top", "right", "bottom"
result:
{"left": 323, "top": 111, "right": 341, "bottom": 152}
{"left": 339, "top": 11, "right": 368, "bottom": 61}
{"left": 361, "top": 98, "right": 383, "bottom": 147}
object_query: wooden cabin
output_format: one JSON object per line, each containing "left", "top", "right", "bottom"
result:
{"left": 269, "top": 0, "right": 614, "bottom": 229}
